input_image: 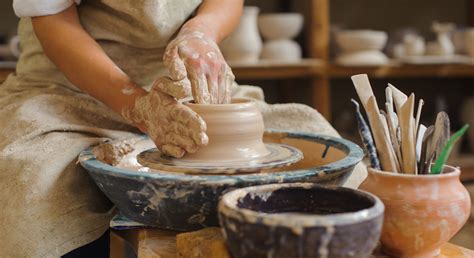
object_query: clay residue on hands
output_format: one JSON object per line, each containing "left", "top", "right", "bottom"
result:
{"left": 92, "top": 140, "right": 135, "bottom": 166}
{"left": 121, "top": 83, "right": 208, "bottom": 158}
{"left": 163, "top": 26, "right": 234, "bottom": 104}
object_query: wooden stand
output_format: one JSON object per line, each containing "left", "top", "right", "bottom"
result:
{"left": 115, "top": 228, "right": 474, "bottom": 258}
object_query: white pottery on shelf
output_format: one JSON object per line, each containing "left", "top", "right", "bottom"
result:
{"left": 220, "top": 6, "right": 262, "bottom": 63}
{"left": 465, "top": 28, "right": 474, "bottom": 58}
{"left": 260, "top": 39, "right": 302, "bottom": 61}
{"left": 426, "top": 22, "right": 455, "bottom": 56}
{"left": 258, "top": 13, "right": 304, "bottom": 61}
{"left": 334, "top": 30, "right": 388, "bottom": 66}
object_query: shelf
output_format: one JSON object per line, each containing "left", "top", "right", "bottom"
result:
{"left": 230, "top": 59, "right": 324, "bottom": 80}
{"left": 450, "top": 154, "right": 474, "bottom": 182}
{"left": 231, "top": 61, "right": 474, "bottom": 80}
{"left": 328, "top": 63, "right": 474, "bottom": 79}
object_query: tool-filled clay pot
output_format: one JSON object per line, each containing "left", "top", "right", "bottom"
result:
{"left": 360, "top": 166, "right": 471, "bottom": 258}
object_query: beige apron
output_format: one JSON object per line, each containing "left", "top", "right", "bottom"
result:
{"left": 0, "top": 1, "right": 366, "bottom": 256}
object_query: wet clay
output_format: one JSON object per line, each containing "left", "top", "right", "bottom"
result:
{"left": 183, "top": 99, "right": 270, "bottom": 162}
{"left": 92, "top": 140, "right": 135, "bottom": 166}
{"left": 121, "top": 83, "right": 208, "bottom": 158}
{"left": 163, "top": 25, "right": 234, "bottom": 104}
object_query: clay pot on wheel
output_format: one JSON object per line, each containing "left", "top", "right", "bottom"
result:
{"left": 184, "top": 99, "right": 269, "bottom": 162}
{"left": 360, "top": 166, "right": 471, "bottom": 258}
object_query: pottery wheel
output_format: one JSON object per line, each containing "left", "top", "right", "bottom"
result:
{"left": 137, "top": 143, "right": 303, "bottom": 174}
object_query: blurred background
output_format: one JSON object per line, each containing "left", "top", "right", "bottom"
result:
{"left": 1, "top": 0, "right": 473, "bottom": 254}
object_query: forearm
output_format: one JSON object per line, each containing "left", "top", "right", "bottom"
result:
{"left": 184, "top": 0, "right": 244, "bottom": 42}
{"left": 31, "top": 5, "right": 146, "bottom": 115}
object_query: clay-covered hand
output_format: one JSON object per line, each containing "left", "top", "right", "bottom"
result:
{"left": 163, "top": 27, "right": 234, "bottom": 104}
{"left": 123, "top": 81, "right": 208, "bottom": 158}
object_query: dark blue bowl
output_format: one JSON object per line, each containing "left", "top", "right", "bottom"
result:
{"left": 79, "top": 131, "right": 363, "bottom": 231}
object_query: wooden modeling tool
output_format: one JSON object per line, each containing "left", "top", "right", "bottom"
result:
{"left": 384, "top": 108, "right": 403, "bottom": 168}
{"left": 415, "top": 99, "right": 424, "bottom": 138}
{"left": 352, "top": 74, "right": 399, "bottom": 172}
{"left": 351, "top": 99, "right": 381, "bottom": 170}
{"left": 416, "top": 124, "right": 427, "bottom": 163}
{"left": 419, "top": 125, "right": 434, "bottom": 174}
{"left": 352, "top": 74, "right": 376, "bottom": 111}
{"left": 388, "top": 83, "right": 408, "bottom": 114}
{"left": 399, "top": 94, "right": 417, "bottom": 174}
{"left": 367, "top": 96, "right": 399, "bottom": 172}
{"left": 426, "top": 112, "right": 450, "bottom": 168}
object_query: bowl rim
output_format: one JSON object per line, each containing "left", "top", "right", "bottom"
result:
{"left": 258, "top": 13, "right": 304, "bottom": 20}
{"left": 367, "top": 165, "right": 460, "bottom": 179}
{"left": 218, "top": 183, "right": 384, "bottom": 229}
{"left": 79, "top": 130, "right": 363, "bottom": 184}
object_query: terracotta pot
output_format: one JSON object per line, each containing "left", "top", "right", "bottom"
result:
{"left": 360, "top": 166, "right": 471, "bottom": 258}
{"left": 220, "top": 6, "right": 262, "bottom": 63}
{"left": 184, "top": 99, "right": 270, "bottom": 162}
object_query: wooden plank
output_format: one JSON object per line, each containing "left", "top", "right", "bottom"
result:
{"left": 328, "top": 64, "right": 474, "bottom": 78}
{"left": 118, "top": 228, "right": 474, "bottom": 258}
{"left": 308, "top": 0, "right": 329, "bottom": 60}
{"left": 312, "top": 77, "right": 331, "bottom": 120}
{"left": 230, "top": 59, "right": 324, "bottom": 80}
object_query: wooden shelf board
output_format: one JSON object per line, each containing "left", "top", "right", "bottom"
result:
{"left": 328, "top": 63, "right": 474, "bottom": 79}
{"left": 2, "top": 62, "right": 474, "bottom": 82}
{"left": 230, "top": 59, "right": 324, "bottom": 80}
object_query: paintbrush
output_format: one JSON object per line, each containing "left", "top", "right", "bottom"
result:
{"left": 351, "top": 99, "right": 381, "bottom": 170}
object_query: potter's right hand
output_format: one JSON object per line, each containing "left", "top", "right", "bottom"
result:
{"left": 123, "top": 79, "right": 208, "bottom": 158}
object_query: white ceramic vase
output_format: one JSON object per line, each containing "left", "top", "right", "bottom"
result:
{"left": 220, "top": 6, "right": 262, "bottom": 63}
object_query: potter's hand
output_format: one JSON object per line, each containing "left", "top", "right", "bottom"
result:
{"left": 123, "top": 81, "right": 208, "bottom": 158}
{"left": 163, "top": 27, "right": 234, "bottom": 104}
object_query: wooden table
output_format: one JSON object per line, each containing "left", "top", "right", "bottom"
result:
{"left": 116, "top": 228, "right": 474, "bottom": 258}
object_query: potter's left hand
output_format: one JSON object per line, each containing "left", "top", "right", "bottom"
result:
{"left": 163, "top": 27, "right": 234, "bottom": 104}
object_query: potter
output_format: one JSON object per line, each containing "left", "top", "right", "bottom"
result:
{"left": 2, "top": 0, "right": 370, "bottom": 256}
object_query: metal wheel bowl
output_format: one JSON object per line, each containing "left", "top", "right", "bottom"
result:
{"left": 79, "top": 130, "right": 363, "bottom": 231}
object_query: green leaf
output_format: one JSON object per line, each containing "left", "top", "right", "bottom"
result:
{"left": 430, "top": 124, "right": 469, "bottom": 174}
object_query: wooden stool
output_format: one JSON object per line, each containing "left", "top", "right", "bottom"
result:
{"left": 113, "top": 228, "right": 474, "bottom": 258}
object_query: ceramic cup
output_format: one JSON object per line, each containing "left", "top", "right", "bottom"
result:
{"left": 219, "top": 183, "right": 384, "bottom": 258}
{"left": 184, "top": 99, "right": 270, "bottom": 162}
{"left": 360, "top": 166, "right": 471, "bottom": 258}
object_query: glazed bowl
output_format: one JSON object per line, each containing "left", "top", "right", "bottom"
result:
{"left": 79, "top": 131, "right": 363, "bottom": 231}
{"left": 258, "top": 13, "right": 304, "bottom": 40}
{"left": 218, "top": 183, "right": 384, "bottom": 258}
{"left": 360, "top": 166, "right": 471, "bottom": 257}
{"left": 335, "top": 30, "right": 388, "bottom": 52}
